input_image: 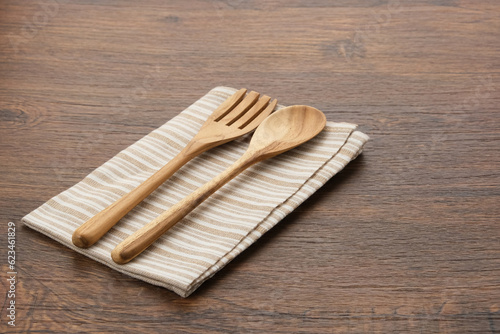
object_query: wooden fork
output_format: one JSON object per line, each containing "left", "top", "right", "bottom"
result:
{"left": 72, "top": 89, "right": 277, "bottom": 248}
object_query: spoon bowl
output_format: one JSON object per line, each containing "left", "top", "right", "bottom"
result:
{"left": 248, "top": 105, "right": 327, "bottom": 159}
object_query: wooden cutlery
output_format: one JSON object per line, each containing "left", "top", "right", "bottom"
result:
{"left": 72, "top": 89, "right": 277, "bottom": 248}
{"left": 111, "top": 105, "right": 326, "bottom": 264}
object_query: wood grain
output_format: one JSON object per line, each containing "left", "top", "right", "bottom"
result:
{"left": 1, "top": 0, "right": 499, "bottom": 333}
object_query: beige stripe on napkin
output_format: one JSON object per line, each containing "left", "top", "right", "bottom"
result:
{"left": 22, "top": 86, "right": 369, "bottom": 297}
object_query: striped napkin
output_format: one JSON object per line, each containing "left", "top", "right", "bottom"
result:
{"left": 22, "top": 86, "right": 369, "bottom": 297}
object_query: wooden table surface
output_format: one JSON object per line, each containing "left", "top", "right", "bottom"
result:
{"left": 1, "top": 0, "right": 499, "bottom": 333}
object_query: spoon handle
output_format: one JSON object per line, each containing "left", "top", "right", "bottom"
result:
{"left": 111, "top": 152, "right": 257, "bottom": 264}
{"left": 72, "top": 141, "right": 209, "bottom": 248}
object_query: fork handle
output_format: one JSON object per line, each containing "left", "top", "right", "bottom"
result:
{"left": 72, "top": 141, "right": 209, "bottom": 248}
{"left": 111, "top": 152, "right": 258, "bottom": 264}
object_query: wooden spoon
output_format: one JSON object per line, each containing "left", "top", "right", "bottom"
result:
{"left": 111, "top": 105, "right": 326, "bottom": 264}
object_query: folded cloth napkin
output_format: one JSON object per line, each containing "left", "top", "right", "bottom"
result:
{"left": 22, "top": 86, "right": 369, "bottom": 297}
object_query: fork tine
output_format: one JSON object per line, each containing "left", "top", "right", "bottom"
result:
{"left": 209, "top": 88, "right": 247, "bottom": 121}
{"left": 217, "top": 91, "right": 260, "bottom": 123}
{"left": 237, "top": 99, "right": 277, "bottom": 130}
{"left": 231, "top": 95, "right": 271, "bottom": 127}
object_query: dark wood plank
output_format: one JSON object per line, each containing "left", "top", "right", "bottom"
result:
{"left": 1, "top": 0, "right": 499, "bottom": 332}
